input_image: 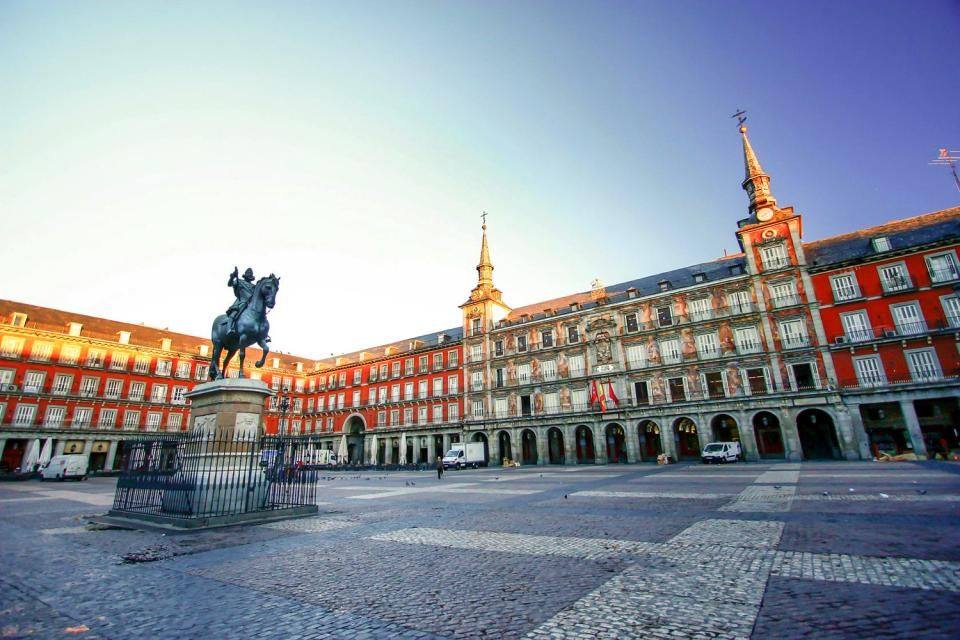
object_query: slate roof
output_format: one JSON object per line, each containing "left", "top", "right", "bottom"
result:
{"left": 309, "top": 326, "right": 464, "bottom": 370}
{"left": 804, "top": 206, "right": 960, "bottom": 268}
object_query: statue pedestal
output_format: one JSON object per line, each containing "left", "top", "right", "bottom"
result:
{"left": 185, "top": 378, "right": 274, "bottom": 438}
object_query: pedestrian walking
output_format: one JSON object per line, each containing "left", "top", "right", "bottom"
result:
{"left": 436, "top": 455, "right": 444, "bottom": 480}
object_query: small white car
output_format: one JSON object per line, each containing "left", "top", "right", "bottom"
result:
{"left": 41, "top": 454, "right": 89, "bottom": 481}
{"left": 701, "top": 442, "right": 742, "bottom": 464}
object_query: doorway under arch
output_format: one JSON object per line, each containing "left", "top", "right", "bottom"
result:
{"left": 345, "top": 416, "right": 366, "bottom": 464}
{"left": 547, "top": 427, "right": 565, "bottom": 464}
{"left": 711, "top": 414, "right": 740, "bottom": 443}
{"left": 605, "top": 423, "right": 628, "bottom": 463}
{"left": 498, "top": 431, "right": 513, "bottom": 464}
{"left": 797, "top": 409, "right": 841, "bottom": 460}
{"left": 575, "top": 425, "right": 595, "bottom": 464}
{"left": 472, "top": 432, "right": 490, "bottom": 465}
{"left": 673, "top": 417, "right": 700, "bottom": 460}
{"left": 753, "top": 412, "right": 785, "bottom": 459}
{"left": 521, "top": 429, "right": 538, "bottom": 465}
{"left": 637, "top": 421, "right": 662, "bottom": 460}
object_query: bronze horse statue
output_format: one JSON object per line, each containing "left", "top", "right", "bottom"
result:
{"left": 208, "top": 274, "right": 279, "bottom": 379}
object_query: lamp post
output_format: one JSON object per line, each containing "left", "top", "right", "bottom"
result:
{"left": 278, "top": 391, "right": 290, "bottom": 437}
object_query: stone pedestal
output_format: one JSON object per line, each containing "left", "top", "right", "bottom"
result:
{"left": 185, "top": 378, "right": 275, "bottom": 438}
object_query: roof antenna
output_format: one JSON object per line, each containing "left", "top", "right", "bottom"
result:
{"left": 930, "top": 148, "right": 960, "bottom": 192}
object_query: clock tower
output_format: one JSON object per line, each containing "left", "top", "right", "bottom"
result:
{"left": 740, "top": 124, "right": 778, "bottom": 221}
{"left": 460, "top": 220, "right": 511, "bottom": 334}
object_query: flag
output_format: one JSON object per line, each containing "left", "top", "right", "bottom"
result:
{"left": 607, "top": 382, "right": 620, "bottom": 408}
{"left": 589, "top": 380, "right": 599, "bottom": 408}
{"left": 592, "top": 380, "right": 607, "bottom": 412}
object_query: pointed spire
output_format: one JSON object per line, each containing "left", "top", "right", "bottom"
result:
{"left": 477, "top": 217, "right": 494, "bottom": 287}
{"left": 739, "top": 125, "right": 776, "bottom": 215}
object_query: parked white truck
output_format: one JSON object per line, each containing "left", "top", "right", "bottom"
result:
{"left": 40, "top": 454, "right": 89, "bottom": 481}
{"left": 700, "top": 441, "right": 742, "bottom": 464}
{"left": 442, "top": 443, "right": 486, "bottom": 469}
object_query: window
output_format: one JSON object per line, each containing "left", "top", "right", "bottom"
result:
{"left": 73, "top": 407, "right": 92, "bottom": 428}
{"left": 123, "top": 410, "right": 141, "bottom": 430}
{"left": 336, "top": 393, "right": 345, "bottom": 409}
{"left": 634, "top": 381, "right": 650, "bottom": 405}
{"left": 292, "top": 398, "right": 303, "bottom": 413}
{"left": 404, "top": 382, "right": 414, "bottom": 400}
{"left": 43, "top": 406, "right": 66, "bottom": 427}
{"left": 155, "top": 359, "right": 172, "bottom": 376}
{"left": 0, "top": 337, "right": 23, "bottom": 358}
{"left": 175, "top": 361, "right": 191, "bottom": 378}
{"left": 79, "top": 376, "right": 99, "bottom": 397}
{"left": 520, "top": 395, "right": 532, "bottom": 416}
{"left": 433, "top": 404, "right": 444, "bottom": 423}
{"left": 760, "top": 243, "right": 789, "bottom": 270}
{"left": 542, "top": 359, "right": 557, "bottom": 382}
{"left": 572, "top": 388, "right": 588, "bottom": 410}
{"left": 872, "top": 236, "right": 891, "bottom": 252}
{"left": 693, "top": 273, "right": 706, "bottom": 284}
{"left": 779, "top": 319, "right": 808, "bottom": 348}
{"left": 891, "top": 302, "right": 925, "bottom": 335}
{"left": 471, "top": 317, "right": 482, "bottom": 336}
{"left": 878, "top": 263, "right": 911, "bottom": 293}
{"left": 703, "top": 372, "right": 725, "bottom": 399}
{"left": 470, "top": 371, "right": 482, "bottom": 392}
{"left": 448, "top": 350, "right": 458, "bottom": 367}
{"left": 23, "top": 371, "right": 45, "bottom": 393}
{"left": 688, "top": 298, "right": 711, "bottom": 322}
{"left": 307, "top": 398, "right": 315, "bottom": 412}
{"left": 369, "top": 366, "right": 378, "bottom": 382}
{"left": 472, "top": 399, "right": 484, "bottom": 418}
{"left": 172, "top": 386, "right": 187, "bottom": 404}
{"left": 417, "top": 406, "right": 428, "bottom": 424}
{"left": 624, "top": 313, "right": 639, "bottom": 332}
{"left": 656, "top": 307, "right": 673, "bottom": 327}
{"left": 110, "top": 352, "right": 129, "bottom": 370}
{"left": 840, "top": 311, "right": 872, "bottom": 342}
{"left": 541, "top": 329, "right": 554, "bottom": 348}
{"left": 378, "top": 387, "right": 387, "bottom": 404}
{"left": 337, "top": 372, "right": 346, "bottom": 387}
{"left": 418, "top": 380, "right": 428, "bottom": 399}
{"left": 418, "top": 356, "right": 428, "bottom": 373}
{"left": 625, "top": 344, "right": 647, "bottom": 369}
{"left": 830, "top": 273, "right": 861, "bottom": 302}
{"left": 854, "top": 356, "right": 886, "bottom": 387}
{"left": 517, "top": 363, "right": 531, "bottom": 384}
{"left": 98, "top": 408, "right": 117, "bottom": 428}
{"left": 390, "top": 385, "right": 400, "bottom": 402}
{"left": 745, "top": 368, "right": 769, "bottom": 395}
{"left": 405, "top": 359, "right": 414, "bottom": 376}
{"left": 448, "top": 376, "right": 458, "bottom": 395}
{"left": 352, "top": 390, "right": 361, "bottom": 406}
{"left": 379, "top": 364, "right": 388, "bottom": 380}
{"left": 695, "top": 333, "right": 720, "bottom": 359}
{"left": 52, "top": 374, "right": 72, "bottom": 395}
{"left": 195, "top": 364, "right": 209, "bottom": 380}
{"left": 146, "top": 412, "right": 162, "bottom": 431}
{"left": 770, "top": 280, "right": 799, "bottom": 308}
{"left": 376, "top": 411, "right": 386, "bottom": 426}
{"left": 906, "top": 349, "right": 941, "bottom": 381}
{"left": 448, "top": 403, "right": 458, "bottom": 421}
{"left": 104, "top": 379, "right": 123, "bottom": 399}
{"left": 10, "top": 312, "right": 27, "bottom": 327}
{"left": 668, "top": 377, "right": 686, "bottom": 402}
{"left": 568, "top": 354, "right": 585, "bottom": 378}
{"left": 326, "top": 417, "right": 334, "bottom": 430}
{"left": 517, "top": 335, "right": 527, "bottom": 352}
{"left": 927, "top": 252, "right": 959, "bottom": 283}
{"left": 567, "top": 325, "right": 580, "bottom": 344}
{"left": 734, "top": 326, "right": 761, "bottom": 354}
{"left": 129, "top": 382, "right": 145, "bottom": 401}
{"left": 403, "top": 408, "right": 413, "bottom": 425}
{"left": 388, "top": 410, "right": 399, "bottom": 425}
{"left": 469, "top": 344, "right": 482, "bottom": 362}
{"left": 494, "top": 340, "right": 504, "bottom": 357}
{"left": 659, "top": 338, "right": 681, "bottom": 364}
{"left": 434, "top": 353, "right": 444, "bottom": 370}
{"left": 727, "top": 290, "right": 752, "bottom": 314}
{"left": 391, "top": 362, "right": 401, "bottom": 378}
{"left": 13, "top": 403, "right": 37, "bottom": 425}
{"left": 133, "top": 355, "right": 150, "bottom": 374}
{"left": 658, "top": 280, "right": 671, "bottom": 292}
{"left": 59, "top": 344, "right": 80, "bottom": 364}
{"left": 943, "top": 295, "right": 960, "bottom": 328}
{"left": 317, "top": 396, "right": 326, "bottom": 411}
{"left": 30, "top": 342, "right": 53, "bottom": 361}
{"left": 790, "top": 362, "right": 818, "bottom": 390}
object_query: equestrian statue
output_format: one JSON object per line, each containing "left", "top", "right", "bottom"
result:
{"left": 208, "top": 266, "right": 280, "bottom": 380}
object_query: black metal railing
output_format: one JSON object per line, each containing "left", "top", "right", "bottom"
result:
{"left": 111, "top": 432, "right": 319, "bottom": 521}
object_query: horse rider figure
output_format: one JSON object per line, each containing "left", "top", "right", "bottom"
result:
{"left": 226, "top": 266, "right": 256, "bottom": 338}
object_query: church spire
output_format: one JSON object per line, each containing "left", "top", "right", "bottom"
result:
{"left": 739, "top": 124, "right": 777, "bottom": 218}
{"left": 477, "top": 215, "right": 494, "bottom": 288}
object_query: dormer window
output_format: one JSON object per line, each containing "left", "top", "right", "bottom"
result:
{"left": 160, "top": 338, "right": 172, "bottom": 351}
{"left": 118, "top": 331, "right": 131, "bottom": 345}
{"left": 68, "top": 322, "right": 82, "bottom": 337}
{"left": 729, "top": 264, "right": 745, "bottom": 276}
{"left": 872, "top": 237, "right": 891, "bottom": 252}
{"left": 658, "top": 280, "right": 671, "bottom": 292}
{"left": 199, "top": 344, "right": 209, "bottom": 357}
{"left": 693, "top": 273, "right": 706, "bottom": 284}
{"left": 10, "top": 312, "right": 27, "bottom": 327}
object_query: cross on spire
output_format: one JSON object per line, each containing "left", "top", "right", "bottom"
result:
{"left": 481, "top": 210, "right": 488, "bottom": 228}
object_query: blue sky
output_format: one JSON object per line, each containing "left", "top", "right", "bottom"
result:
{"left": 1, "top": 1, "right": 958, "bottom": 357}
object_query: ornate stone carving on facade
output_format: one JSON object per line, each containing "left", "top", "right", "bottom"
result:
{"left": 589, "top": 278, "right": 606, "bottom": 304}
{"left": 585, "top": 315, "right": 617, "bottom": 334}
{"left": 594, "top": 331, "right": 613, "bottom": 364}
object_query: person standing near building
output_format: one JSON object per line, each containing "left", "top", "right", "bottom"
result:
{"left": 436, "top": 455, "right": 444, "bottom": 480}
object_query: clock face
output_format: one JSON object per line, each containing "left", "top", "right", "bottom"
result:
{"left": 756, "top": 207, "right": 774, "bottom": 222}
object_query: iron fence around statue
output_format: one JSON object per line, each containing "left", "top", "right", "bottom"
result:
{"left": 111, "top": 432, "right": 322, "bottom": 521}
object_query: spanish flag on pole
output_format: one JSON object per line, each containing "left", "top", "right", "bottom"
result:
{"left": 591, "top": 380, "right": 607, "bottom": 412}
{"left": 606, "top": 381, "right": 620, "bottom": 408}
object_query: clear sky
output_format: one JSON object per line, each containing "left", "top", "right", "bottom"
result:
{"left": 1, "top": 1, "right": 958, "bottom": 359}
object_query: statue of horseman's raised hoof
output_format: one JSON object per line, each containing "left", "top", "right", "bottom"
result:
{"left": 209, "top": 266, "right": 280, "bottom": 380}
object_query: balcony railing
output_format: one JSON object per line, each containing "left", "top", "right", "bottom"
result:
{"left": 832, "top": 285, "right": 863, "bottom": 302}
{"left": 881, "top": 277, "right": 913, "bottom": 293}
{"left": 781, "top": 335, "right": 811, "bottom": 349}
{"left": 929, "top": 266, "right": 960, "bottom": 283}
{"left": 771, "top": 293, "right": 803, "bottom": 309}
{"left": 763, "top": 256, "right": 791, "bottom": 270}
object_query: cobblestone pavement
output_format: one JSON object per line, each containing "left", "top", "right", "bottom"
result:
{"left": 1, "top": 461, "right": 958, "bottom": 639}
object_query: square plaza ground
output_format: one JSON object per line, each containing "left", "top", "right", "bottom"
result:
{"left": 1, "top": 461, "right": 958, "bottom": 639}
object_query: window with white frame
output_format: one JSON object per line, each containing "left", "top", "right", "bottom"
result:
{"left": 378, "top": 387, "right": 387, "bottom": 404}
{"left": 326, "top": 417, "right": 334, "bottom": 430}
{"left": 624, "top": 313, "right": 639, "bottom": 333}
{"left": 432, "top": 404, "right": 444, "bottom": 423}
{"left": 542, "top": 359, "right": 557, "bottom": 382}
{"left": 52, "top": 374, "right": 73, "bottom": 395}
{"left": 734, "top": 326, "right": 762, "bottom": 353}
{"left": 853, "top": 356, "right": 886, "bottom": 387}
{"left": 926, "top": 251, "right": 959, "bottom": 283}
{"left": 73, "top": 407, "right": 92, "bottom": 427}
{"left": 544, "top": 392, "right": 559, "bottom": 413}
{"left": 13, "top": 403, "right": 37, "bottom": 425}
{"left": 659, "top": 338, "right": 681, "bottom": 364}
{"left": 146, "top": 412, "right": 162, "bottom": 431}
{"left": 403, "top": 408, "right": 413, "bottom": 425}
{"left": 172, "top": 386, "right": 187, "bottom": 404}
{"left": 469, "top": 344, "right": 482, "bottom": 362}
{"left": 23, "top": 371, "right": 45, "bottom": 393}
{"left": 572, "top": 388, "right": 588, "bottom": 410}
{"left": 1, "top": 336, "right": 24, "bottom": 358}
{"left": 494, "top": 396, "right": 507, "bottom": 417}
{"left": 656, "top": 306, "right": 673, "bottom": 327}
{"left": 830, "top": 273, "right": 860, "bottom": 301}
{"left": 905, "top": 348, "right": 941, "bottom": 381}
{"left": 352, "top": 390, "right": 360, "bottom": 406}
{"left": 404, "top": 359, "right": 414, "bottom": 376}
{"left": 448, "top": 376, "right": 458, "bottom": 395}
{"left": 389, "top": 409, "right": 399, "bottom": 425}
{"left": 517, "top": 363, "right": 531, "bottom": 384}
{"left": 840, "top": 311, "right": 872, "bottom": 342}
{"left": 688, "top": 297, "right": 711, "bottom": 321}
{"left": 517, "top": 335, "right": 527, "bottom": 352}
{"left": 471, "top": 399, "right": 484, "bottom": 417}
{"left": 695, "top": 332, "right": 720, "bottom": 359}
{"left": 352, "top": 370, "right": 361, "bottom": 384}
{"left": 727, "top": 290, "right": 752, "bottom": 313}
{"left": 418, "top": 356, "right": 428, "bottom": 373}
{"left": 435, "top": 352, "right": 445, "bottom": 369}
{"left": 110, "top": 352, "right": 129, "bottom": 370}
{"left": 79, "top": 376, "right": 99, "bottom": 397}
{"left": 540, "top": 329, "right": 554, "bottom": 348}
{"left": 133, "top": 355, "right": 150, "bottom": 373}
{"left": 375, "top": 411, "right": 385, "bottom": 426}
{"left": 942, "top": 294, "right": 960, "bottom": 328}
{"left": 195, "top": 364, "right": 209, "bottom": 380}
{"left": 625, "top": 344, "right": 647, "bottom": 369}
{"left": 168, "top": 413, "right": 183, "bottom": 430}
{"left": 567, "top": 325, "right": 580, "bottom": 344}
{"left": 379, "top": 364, "right": 388, "bottom": 380}
{"left": 878, "top": 263, "right": 911, "bottom": 293}
{"left": 151, "top": 384, "right": 167, "bottom": 403}
{"left": 390, "top": 385, "right": 399, "bottom": 402}
{"left": 788, "top": 362, "right": 819, "bottom": 390}
{"left": 44, "top": 406, "right": 66, "bottom": 427}
{"left": 872, "top": 236, "right": 891, "bottom": 252}
{"left": 568, "top": 354, "right": 585, "bottom": 377}
{"left": 128, "top": 381, "right": 145, "bottom": 401}
{"left": 155, "top": 359, "right": 171, "bottom": 376}
{"left": 336, "top": 392, "right": 345, "bottom": 409}
{"left": 770, "top": 280, "right": 799, "bottom": 308}
{"left": 104, "top": 379, "right": 123, "bottom": 398}
{"left": 470, "top": 371, "right": 483, "bottom": 392}
{"left": 448, "top": 403, "right": 459, "bottom": 421}
{"left": 317, "top": 396, "right": 326, "bottom": 411}
{"left": 10, "top": 312, "right": 27, "bottom": 327}
{"left": 175, "top": 361, "right": 191, "bottom": 378}
{"left": 416, "top": 380, "right": 426, "bottom": 399}
{"left": 447, "top": 350, "right": 458, "bottom": 367}
{"left": 58, "top": 344, "right": 80, "bottom": 364}
{"left": 891, "top": 302, "right": 925, "bottom": 335}
{"left": 30, "top": 341, "right": 53, "bottom": 361}
{"left": 98, "top": 408, "right": 117, "bottom": 428}
{"left": 418, "top": 406, "right": 428, "bottom": 424}
{"left": 391, "top": 362, "right": 401, "bottom": 378}
{"left": 779, "top": 319, "right": 808, "bottom": 348}
{"left": 760, "top": 243, "right": 789, "bottom": 270}
{"left": 337, "top": 372, "right": 345, "bottom": 387}
{"left": 123, "top": 410, "right": 140, "bottom": 429}
{"left": 404, "top": 382, "right": 414, "bottom": 400}
{"left": 0, "top": 369, "right": 11, "bottom": 387}
{"left": 431, "top": 377, "right": 443, "bottom": 396}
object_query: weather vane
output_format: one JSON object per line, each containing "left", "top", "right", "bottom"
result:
{"left": 930, "top": 148, "right": 960, "bottom": 193}
{"left": 481, "top": 211, "right": 488, "bottom": 226}
{"left": 732, "top": 108, "right": 747, "bottom": 128}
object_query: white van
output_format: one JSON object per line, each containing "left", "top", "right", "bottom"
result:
{"left": 41, "top": 454, "right": 89, "bottom": 481}
{"left": 442, "top": 443, "right": 486, "bottom": 469}
{"left": 701, "top": 442, "right": 742, "bottom": 464}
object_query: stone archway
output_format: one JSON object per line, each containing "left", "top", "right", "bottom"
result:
{"left": 605, "top": 423, "right": 627, "bottom": 463}
{"left": 521, "top": 429, "right": 538, "bottom": 465}
{"left": 575, "top": 425, "right": 595, "bottom": 464}
{"left": 797, "top": 409, "right": 841, "bottom": 460}
{"left": 711, "top": 414, "right": 740, "bottom": 443}
{"left": 345, "top": 415, "right": 366, "bottom": 464}
{"left": 547, "top": 427, "right": 565, "bottom": 464}
{"left": 637, "top": 420, "right": 662, "bottom": 460}
{"left": 498, "top": 430, "right": 513, "bottom": 463}
{"left": 753, "top": 412, "right": 785, "bottom": 459}
{"left": 673, "top": 417, "right": 700, "bottom": 460}
{"left": 472, "top": 432, "right": 490, "bottom": 465}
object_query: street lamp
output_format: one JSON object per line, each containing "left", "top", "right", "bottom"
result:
{"left": 278, "top": 391, "right": 290, "bottom": 437}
